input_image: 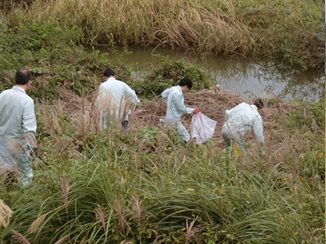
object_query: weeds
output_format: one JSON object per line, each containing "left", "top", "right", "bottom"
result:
{"left": 0, "top": 94, "right": 324, "bottom": 242}
{"left": 11, "top": 0, "right": 323, "bottom": 70}
{"left": 0, "top": 1, "right": 324, "bottom": 242}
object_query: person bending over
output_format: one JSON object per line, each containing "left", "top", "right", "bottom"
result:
{"left": 221, "top": 98, "right": 265, "bottom": 152}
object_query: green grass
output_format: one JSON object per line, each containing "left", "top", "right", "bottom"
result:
{"left": 0, "top": 98, "right": 324, "bottom": 243}
{"left": 0, "top": 1, "right": 324, "bottom": 242}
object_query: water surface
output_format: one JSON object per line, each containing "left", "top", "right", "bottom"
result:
{"left": 105, "top": 46, "right": 325, "bottom": 101}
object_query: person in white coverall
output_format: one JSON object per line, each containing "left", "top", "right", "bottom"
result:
{"left": 161, "top": 78, "right": 199, "bottom": 143}
{"left": 221, "top": 99, "right": 265, "bottom": 151}
{"left": 95, "top": 68, "right": 140, "bottom": 131}
{"left": 0, "top": 69, "right": 37, "bottom": 186}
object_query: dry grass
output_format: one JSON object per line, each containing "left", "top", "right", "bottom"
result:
{"left": 114, "top": 198, "right": 126, "bottom": 235}
{"left": 29, "top": 0, "right": 253, "bottom": 54}
{"left": 54, "top": 235, "right": 70, "bottom": 244}
{"left": 131, "top": 86, "right": 245, "bottom": 146}
{"left": 11, "top": 230, "right": 30, "bottom": 244}
{"left": 60, "top": 177, "right": 70, "bottom": 215}
{"left": 95, "top": 205, "right": 106, "bottom": 232}
{"left": 38, "top": 86, "right": 287, "bottom": 149}
{"left": 185, "top": 218, "right": 199, "bottom": 244}
{"left": 35, "top": 87, "right": 324, "bottom": 189}
{"left": 28, "top": 212, "right": 49, "bottom": 234}
{"left": 0, "top": 199, "right": 12, "bottom": 228}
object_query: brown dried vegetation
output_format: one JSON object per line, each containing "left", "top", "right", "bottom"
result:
{"left": 56, "top": 86, "right": 281, "bottom": 149}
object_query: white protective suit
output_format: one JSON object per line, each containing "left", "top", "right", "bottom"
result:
{"left": 0, "top": 86, "right": 37, "bottom": 186}
{"left": 221, "top": 102, "right": 264, "bottom": 150}
{"left": 96, "top": 77, "right": 140, "bottom": 130}
{"left": 161, "top": 86, "right": 194, "bottom": 142}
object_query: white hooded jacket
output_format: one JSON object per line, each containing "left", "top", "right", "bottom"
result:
{"left": 223, "top": 102, "right": 264, "bottom": 144}
{"left": 96, "top": 77, "right": 140, "bottom": 123}
{"left": 161, "top": 85, "right": 194, "bottom": 122}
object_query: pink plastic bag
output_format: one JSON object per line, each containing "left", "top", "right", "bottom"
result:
{"left": 190, "top": 112, "right": 217, "bottom": 144}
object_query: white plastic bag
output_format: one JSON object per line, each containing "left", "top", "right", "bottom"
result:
{"left": 190, "top": 112, "right": 217, "bottom": 144}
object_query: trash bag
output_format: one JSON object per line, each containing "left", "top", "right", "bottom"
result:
{"left": 190, "top": 112, "right": 217, "bottom": 144}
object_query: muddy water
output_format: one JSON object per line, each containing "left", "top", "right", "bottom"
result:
{"left": 105, "top": 46, "right": 325, "bottom": 101}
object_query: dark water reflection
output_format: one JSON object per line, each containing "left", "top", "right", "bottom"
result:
{"left": 106, "top": 46, "right": 325, "bottom": 101}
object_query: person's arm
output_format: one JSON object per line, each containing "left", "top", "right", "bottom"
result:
{"left": 95, "top": 84, "right": 105, "bottom": 108}
{"left": 23, "top": 100, "right": 37, "bottom": 135}
{"left": 252, "top": 115, "right": 264, "bottom": 145}
{"left": 173, "top": 93, "right": 194, "bottom": 114}
{"left": 124, "top": 84, "right": 140, "bottom": 106}
{"left": 23, "top": 99, "right": 37, "bottom": 149}
{"left": 224, "top": 109, "right": 231, "bottom": 121}
{"left": 161, "top": 88, "right": 170, "bottom": 100}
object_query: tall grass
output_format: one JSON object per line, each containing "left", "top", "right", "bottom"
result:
{"left": 19, "top": 0, "right": 324, "bottom": 69}
{"left": 0, "top": 92, "right": 324, "bottom": 243}
{"left": 28, "top": 0, "right": 251, "bottom": 54}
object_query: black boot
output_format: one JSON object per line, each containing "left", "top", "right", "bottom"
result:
{"left": 122, "top": 120, "right": 128, "bottom": 132}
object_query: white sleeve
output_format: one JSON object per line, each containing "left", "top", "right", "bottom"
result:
{"left": 161, "top": 88, "right": 170, "bottom": 100}
{"left": 174, "top": 93, "right": 194, "bottom": 114}
{"left": 23, "top": 99, "right": 37, "bottom": 134}
{"left": 252, "top": 115, "right": 264, "bottom": 145}
{"left": 124, "top": 84, "right": 140, "bottom": 105}
{"left": 95, "top": 84, "right": 104, "bottom": 108}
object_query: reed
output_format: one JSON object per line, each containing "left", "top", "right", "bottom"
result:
{"left": 21, "top": 0, "right": 323, "bottom": 69}
{"left": 0, "top": 199, "right": 12, "bottom": 228}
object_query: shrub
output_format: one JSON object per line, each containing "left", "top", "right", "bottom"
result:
{"left": 133, "top": 58, "right": 213, "bottom": 99}
{"left": 0, "top": 19, "right": 127, "bottom": 100}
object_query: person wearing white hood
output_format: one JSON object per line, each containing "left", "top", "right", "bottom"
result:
{"left": 221, "top": 98, "right": 265, "bottom": 152}
{"left": 161, "top": 78, "right": 199, "bottom": 143}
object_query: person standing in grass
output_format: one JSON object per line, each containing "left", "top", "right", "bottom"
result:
{"left": 221, "top": 98, "right": 265, "bottom": 152}
{"left": 95, "top": 68, "right": 140, "bottom": 131}
{"left": 0, "top": 69, "right": 37, "bottom": 186}
{"left": 161, "top": 77, "right": 199, "bottom": 143}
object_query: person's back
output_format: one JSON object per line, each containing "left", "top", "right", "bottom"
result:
{"left": 222, "top": 99, "right": 264, "bottom": 150}
{"left": 0, "top": 69, "right": 37, "bottom": 186}
{"left": 96, "top": 69, "right": 140, "bottom": 130}
{"left": 0, "top": 87, "right": 35, "bottom": 138}
{"left": 224, "top": 102, "right": 261, "bottom": 136}
{"left": 99, "top": 78, "right": 139, "bottom": 112}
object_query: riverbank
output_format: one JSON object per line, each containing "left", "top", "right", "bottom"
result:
{"left": 1, "top": 0, "right": 324, "bottom": 70}
{"left": 0, "top": 3, "right": 324, "bottom": 242}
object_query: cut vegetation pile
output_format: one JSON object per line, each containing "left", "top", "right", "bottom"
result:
{"left": 57, "top": 86, "right": 282, "bottom": 148}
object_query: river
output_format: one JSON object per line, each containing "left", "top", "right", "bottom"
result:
{"left": 103, "top": 46, "right": 325, "bottom": 101}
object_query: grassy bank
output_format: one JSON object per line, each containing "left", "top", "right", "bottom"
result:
{"left": 0, "top": 3, "right": 324, "bottom": 243}
{"left": 0, "top": 90, "right": 324, "bottom": 243}
{"left": 4, "top": 0, "right": 319, "bottom": 70}
{"left": 0, "top": 19, "right": 214, "bottom": 102}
